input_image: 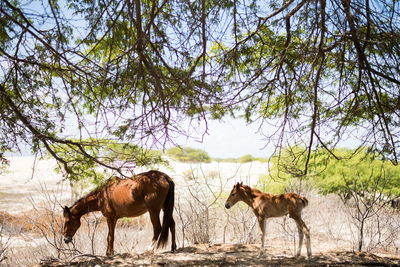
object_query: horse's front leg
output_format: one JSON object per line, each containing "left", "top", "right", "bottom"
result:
{"left": 257, "top": 217, "right": 266, "bottom": 257}
{"left": 106, "top": 217, "right": 117, "bottom": 256}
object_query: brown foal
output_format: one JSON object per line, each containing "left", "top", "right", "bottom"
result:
{"left": 62, "top": 170, "right": 176, "bottom": 256}
{"left": 225, "top": 182, "right": 311, "bottom": 259}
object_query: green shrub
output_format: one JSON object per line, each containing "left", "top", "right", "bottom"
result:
{"left": 214, "top": 155, "right": 267, "bottom": 163}
{"left": 238, "top": 154, "right": 254, "bottom": 163}
{"left": 166, "top": 146, "right": 211, "bottom": 163}
{"left": 262, "top": 146, "right": 400, "bottom": 197}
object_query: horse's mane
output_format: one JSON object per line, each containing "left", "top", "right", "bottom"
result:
{"left": 71, "top": 188, "right": 101, "bottom": 208}
{"left": 71, "top": 197, "right": 82, "bottom": 208}
{"left": 70, "top": 176, "right": 124, "bottom": 208}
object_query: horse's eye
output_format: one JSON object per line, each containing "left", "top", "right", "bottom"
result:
{"left": 231, "top": 193, "right": 235, "bottom": 196}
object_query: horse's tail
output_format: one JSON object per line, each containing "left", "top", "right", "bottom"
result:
{"left": 300, "top": 196, "right": 309, "bottom": 208}
{"left": 157, "top": 176, "right": 175, "bottom": 248}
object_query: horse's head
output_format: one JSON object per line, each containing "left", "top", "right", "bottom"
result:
{"left": 225, "top": 182, "right": 245, "bottom": 209}
{"left": 62, "top": 206, "right": 81, "bottom": 244}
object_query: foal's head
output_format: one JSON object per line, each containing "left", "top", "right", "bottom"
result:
{"left": 225, "top": 182, "right": 247, "bottom": 209}
{"left": 62, "top": 206, "right": 81, "bottom": 244}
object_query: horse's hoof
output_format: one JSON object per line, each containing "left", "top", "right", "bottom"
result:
{"left": 171, "top": 245, "right": 177, "bottom": 253}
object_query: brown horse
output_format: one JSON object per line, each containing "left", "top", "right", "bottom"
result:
{"left": 62, "top": 170, "right": 176, "bottom": 256}
{"left": 225, "top": 182, "right": 311, "bottom": 259}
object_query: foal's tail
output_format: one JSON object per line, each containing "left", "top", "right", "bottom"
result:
{"left": 300, "top": 196, "right": 309, "bottom": 208}
{"left": 157, "top": 177, "right": 175, "bottom": 248}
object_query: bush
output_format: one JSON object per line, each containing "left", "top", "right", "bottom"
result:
{"left": 214, "top": 155, "right": 267, "bottom": 163}
{"left": 238, "top": 155, "right": 254, "bottom": 163}
{"left": 263, "top": 146, "right": 400, "bottom": 197}
{"left": 166, "top": 147, "right": 211, "bottom": 163}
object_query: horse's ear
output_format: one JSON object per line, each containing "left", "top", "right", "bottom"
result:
{"left": 63, "top": 206, "right": 70, "bottom": 216}
{"left": 239, "top": 182, "right": 243, "bottom": 186}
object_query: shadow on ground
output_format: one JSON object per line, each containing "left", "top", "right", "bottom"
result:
{"left": 36, "top": 243, "right": 400, "bottom": 266}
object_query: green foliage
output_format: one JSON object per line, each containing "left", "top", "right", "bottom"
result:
{"left": 263, "top": 146, "right": 400, "bottom": 197}
{"left": 68, "top": 0, "right": 227, "bottom": 125}
{"left": 103, "top": 142, "right": 168, "bottom": 168}
{"left": 313, "top": 150, "right": 400, "bottom": 197}
{"left": 256, "top": 176, "right": 288, "bottom": 194}
{"left": 238, "top": 154, "right": 254, "bottom": 163}
{"left": 0, "top": 155, "right": 9, "bottom": 175}
{"left": 166, "top": 146, "right": 211, "bottom": 163}
{"left": 1, "top": 0, "right": 399, "bottom": 178}
{"left": 48, "top": 139, "right": 105, "bottom": 185}
{"left": 47, "top": 139, "right": 168, "bottom": 187}
{"left": 237, "top": 154, "right": 268, "bottom": 163}
{"left": 214, "top": 155, "right": 267, "bottom": 163}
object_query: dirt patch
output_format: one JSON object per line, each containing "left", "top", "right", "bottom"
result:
{"left": 35, "top": 244, "right": 400, "bottom": 266}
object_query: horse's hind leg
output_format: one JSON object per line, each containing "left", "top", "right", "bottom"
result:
{"left": 170, "top": 218, "right": 176, "bottom": 252}
{"left": 148, "top": 209, "right": 162, "bottom": 252}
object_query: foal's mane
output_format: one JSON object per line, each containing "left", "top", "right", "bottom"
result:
{"left": 240, "top": 184, "right": 263, "bottom": 199}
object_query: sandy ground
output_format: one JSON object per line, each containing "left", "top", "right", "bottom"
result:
{"left": 0, "top": 157, "right": 68, "bottom": 214}
{"left": 0, "top": 157, "right": 267, "bottom": 214}
{"left": 2, "top": 157, "right": 400, "bottom": 266}
{"left": 0, "top": 157, "right": 268, "bottom": 264}
{"left": 36, "top": 243, "right": 400, "bottom": 266}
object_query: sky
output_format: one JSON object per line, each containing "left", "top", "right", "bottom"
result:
{"left": 5, "top": 116, "right": 269, "bottom": 159}
{"left": 177, "top": 116, "right": 364, "bottom": 159}
{"left": 177, "top": 118, "right": 269, "bottom": 159}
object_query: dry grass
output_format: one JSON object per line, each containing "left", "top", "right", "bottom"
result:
{"left": 1, "top": 180, "right": 400, "bottom": 266}
{"left": 0, "top": 208, "right": 153, "bottom": 266}
{"left": 0, "top": 210, "right": 63, "bottom": 235}
{"left": 0, "top": 210, "right": 147, "bottom": 236}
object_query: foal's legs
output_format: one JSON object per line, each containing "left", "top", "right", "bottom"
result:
{"left": 292, "top": 215, "right": 311, "bottom": 259}
{"left": 296, "top": 223, "right": 304, "bottom": 256}
{"left": 257, "top": 217, "right": 266, "bottom": 256}
{"left": 106, "top": 217, "right": 117, "bottom": 256}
